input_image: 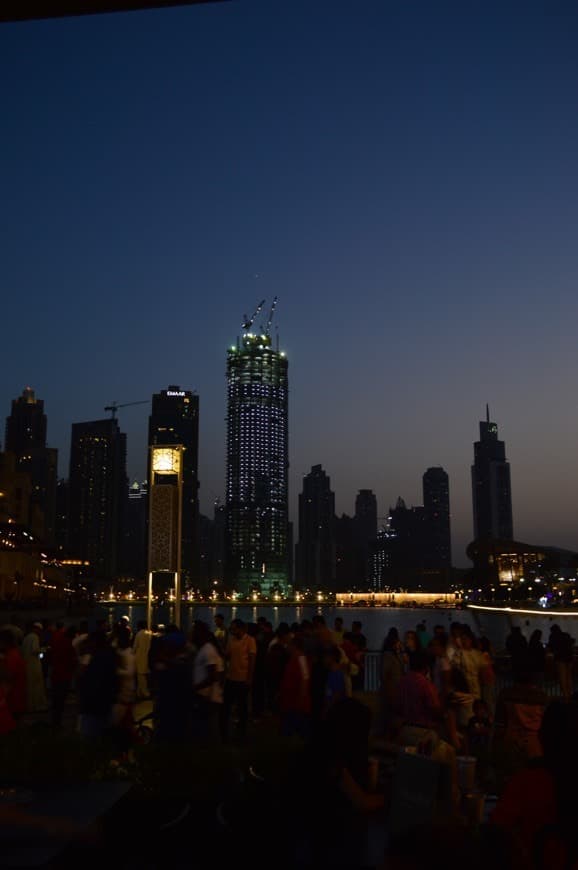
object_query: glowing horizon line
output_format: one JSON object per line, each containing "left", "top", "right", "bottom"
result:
{"left": 468, "top": 604, "right": 578, "bottom": 617}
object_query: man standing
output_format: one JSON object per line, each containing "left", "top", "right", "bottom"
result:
{"left": 332, "top": 616, "right": 345, "bottom": 646}
{"left": 192, "top": 620, "right": 224, "bottom": 742}
{"left": 348, "top": 620, "right": 367, "bottom": 692}
{"left": 214, "top": 614, "right": 228, "bottom": 655}
{"left": 223, "top": 619, "right": 256, "bottom": 741}
{"left": 133, "top": 620, "right": 152, "bottom": 700}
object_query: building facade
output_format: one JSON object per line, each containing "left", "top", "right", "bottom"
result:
{"left": 4, "top": 387, "right": 57, "bottom": 544}
{"left": 226, "top": 330, "right": 289, "bottom": 594}
{"left": 471, "top": 407, "right": 513, "bottom": 541}
{"left": 354, "top": 489, "right": 377, "bottom": 585}
{"left": 148, "top": 386, "right": 199, "bottom": 586}
{"left": 369, "top": 523, "right": 395, "bottom": 591}
{"left": 423, "top": 466, "right": 452, "bottom": 571}
{"left": 121, "top": 480, "right": 148, "bottom": 583}
{"left": 296, "top": 464, "right": 336, "bottom": 589}
{"left": 68, "top": 419, "right": 127, "bottom": 582}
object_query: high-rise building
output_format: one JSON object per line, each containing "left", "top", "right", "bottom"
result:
{"left": 423, "top": 467, "right": 452, "bottom": 570}
{"left": 369, "top": 522, "right": 396, "bottom": 591}
{"left": 335, "top": 513, "right": 359, "bottom": 591}
{"left": 4, "top": 387, "right": 57, "bottom": 544}
{"left": 0, "top": 450, "right": 32, "bottom": 527}
{"left": 148, "top": 386, "right": 199, "bottom": 586}
{"left": 213, "top": 500, "right": 226, "bottom": 585}
{"left": 388, "top": 497, "right": 428, "bottom": 586}
{"left": 354, "top": 489, "right": 377, "bottom": 584}
{"left": 68, "top": 419, "right": 127, "bottom": 582}
{"left": 121, "top": 480, "right": 148, "bottom": 582}
{"left": 226, "top": 315, "right": 289, "bottom": 594}
{"left": 471, "top": 407, "right": 513, "bottom": 540}
{"left": 54, "top": 478, "right": 69, "bottom": 557}
{"left": 296, "top": 464, "right": 336, "bottom": 589}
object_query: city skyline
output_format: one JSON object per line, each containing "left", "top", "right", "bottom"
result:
{"left": 2, "top": 2, "right": 578, "bottom": 566}
{"left": 0, "top": 373, "right": 557, "bottom": 572}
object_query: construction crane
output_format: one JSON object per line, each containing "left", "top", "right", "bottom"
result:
{"left": 104, "top": 400, "right": 149, "bottom": 420}
{"left": 265, "top": 296, "right": 278, "bottom": 335}
{"left": 242, "top": 299, "right": 265, "bottom": 331}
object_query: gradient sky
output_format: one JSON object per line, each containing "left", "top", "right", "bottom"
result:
{"left": 2, "top": 0, "right": 578, "bottom": 566}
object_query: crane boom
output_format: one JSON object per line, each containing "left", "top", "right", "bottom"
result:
{"left": 265, "top": 296, "right": 278, "bottom": 335}
{"left": 242, "top": 299, "right": 265, "bottom": 331}
{"left": 104, "top": 400, "right": 149, "bottom": 420}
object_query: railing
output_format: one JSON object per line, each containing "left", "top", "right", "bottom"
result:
{"left": 362, "top": 650, "right": 571, "bottom": 697}
{"left": 363, "top": 650, "right": 382, "bottom": 692}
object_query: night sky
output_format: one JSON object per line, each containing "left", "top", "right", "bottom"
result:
{"left": 2, "top": 1, "right": 578, "bottom": 566}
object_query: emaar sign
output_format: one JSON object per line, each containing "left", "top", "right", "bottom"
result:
{"left": 166, "top": 391, "right": 185, "bottom": 397}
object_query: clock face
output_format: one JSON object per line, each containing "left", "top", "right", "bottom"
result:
{"left": 152, "top": 447, "right": 180, "bottom": 473}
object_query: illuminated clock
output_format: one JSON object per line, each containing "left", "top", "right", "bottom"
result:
{"left": 152, "top": 447, "right": 181, "bottom": 474}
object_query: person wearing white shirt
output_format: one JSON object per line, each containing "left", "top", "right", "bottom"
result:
{"left": 133, "top": 621, "right": 152, "bottom": 699}
{"left": 192, "top": 621, "right": 224, "bottom": 743}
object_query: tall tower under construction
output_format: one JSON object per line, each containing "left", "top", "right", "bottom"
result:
{"left": 225, "top": 299, "right": 289, "bottom": 595}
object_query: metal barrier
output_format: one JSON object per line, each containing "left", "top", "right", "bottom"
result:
{"left": 362, "top": 650, "right": 569, "bottom": 698}
{"left": 363, "top": 651, "right": 381, "bottom": 692}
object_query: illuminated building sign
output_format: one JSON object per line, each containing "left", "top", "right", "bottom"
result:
{"left": 166, "top": 391, "right": 185, "bottom": 397}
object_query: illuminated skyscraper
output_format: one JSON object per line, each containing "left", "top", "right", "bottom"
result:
{"left": 471, "top": 406, "right": 513, "bottom": 540}
{"left": 225, "top": 302, "right": 289, "bottom": 594}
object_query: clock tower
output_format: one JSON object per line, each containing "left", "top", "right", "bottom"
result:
{"left": 147, "top": 443, "right": 184, "bottom": 626}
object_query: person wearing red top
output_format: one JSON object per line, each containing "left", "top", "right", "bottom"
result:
{"left": 396, "top": 649, "right": 441, "bottom": 732}
{"left": 50, "top": 625, "right": 77, "bottom": 726}
{"left": 0, "top": 667, "right": 16, "bottom": 735}
{"left": 0, "top": 630, "right": 26, "bottom": 719}
{"left": 279, "top": 635, "right": 311, "bottom": 738}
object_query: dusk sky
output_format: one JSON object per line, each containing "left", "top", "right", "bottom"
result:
{"left": 2, "top": 1, "right": 578, "bottom": 566}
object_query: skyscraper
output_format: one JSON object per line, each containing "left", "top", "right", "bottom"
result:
{"left": 148, "top": 386, "right": 199, "bottom": 586}
{"left": 121, "top": 480, "right": 147, "bottom": 582}
{"left": 68, "top": 419, "right": 127, "bottom": 582}
{"left": 354, "top": 489, "right": 377, "bottom": 584}
{"left": 471, "top": 406, "right": 513, "bottom": 540}
{"left": 4, "top": 387, "right": 57, "bottom": 544}
{"left": 296, "top": 464, "right": 336, "bottom": 589}
{"left": 335, "top": 513, "right": 358, "bottom": 591}
{"left": 423, "top": 467, "right": 452, "bottom": 570}
{"left": 388, "top": 497, "right": 428, "bottom": 585}
{"left": 226, "top": 306, "right": 289, "bottom": 594}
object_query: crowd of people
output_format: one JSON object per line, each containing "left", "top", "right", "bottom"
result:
{"left": 1, "top": 611, "right": 578, "bottom": 866}
{"left": 0, "top": 613, "right": 370, "bottom": 746}
{"left": 377, "top": 620, "right": 578, "bottom": 868}
{"left": 378, "top": 620, "right": 577, "bottom": 769}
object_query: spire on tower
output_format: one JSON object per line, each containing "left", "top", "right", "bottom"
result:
{"left": 486, "top": 403, "right": 490, "bottom": 423}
